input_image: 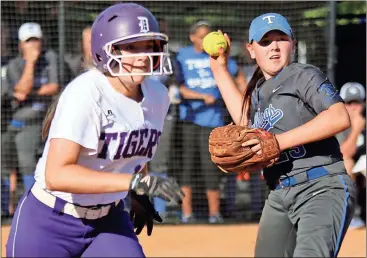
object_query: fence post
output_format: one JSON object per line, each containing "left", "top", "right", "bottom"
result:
{"left": 58, "top": 0, "right": 65, "bottom": 87}
{"left": 327, "top": 1, "right": 336, "bottom": 85}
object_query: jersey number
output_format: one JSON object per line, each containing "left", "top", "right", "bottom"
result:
{"left": 276, "top": 145, "right": 307, "bottom": 164}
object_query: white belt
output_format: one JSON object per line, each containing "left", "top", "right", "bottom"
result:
{"left": 31, "top": 184, "right": 120, "bottom": 220}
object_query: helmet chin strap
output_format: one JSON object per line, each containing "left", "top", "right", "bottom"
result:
{"left": 116, "top": 75, "right": 144, "bottom": 101}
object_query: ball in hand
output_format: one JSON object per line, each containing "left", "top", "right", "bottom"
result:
{"left": 203, "top": 31, "right": 228, "bottom": 57}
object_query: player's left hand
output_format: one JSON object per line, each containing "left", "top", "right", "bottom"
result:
{"left": 129, "top": 191, "right": 163, "bottom": 236}
{"left": 242, "top": 138, "right": 263, "bottom": 156}
{"left": 129, "top": 173, "right": 184, "bottom": 206}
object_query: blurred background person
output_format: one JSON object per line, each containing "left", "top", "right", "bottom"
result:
{"left": 236, "top": 39, "right": 258, "bottom": 93}
{"left": 1, "top": 19, "right": 17, "bottom": 218}
{"left": 65, "top": 26, "right": 94, "bottom": 78}
{"left": 175, "top": 20, "right": 240, "bottom": 224}
{"left": 337, "top": 82, "right": 366, "bottom": 230}
{"left": 234, "top": 39, "right": 257, "bottom": 95}
{"left": 147, "top": 17, "right": 181, "bottom": 222}
{"left": 1, "top": 22, "right": 60, "bottom": 216}
{"left": 238, "top": 38, "right": 265, "bottom": 221}
{"left": 1, "top": 19, "right": 15, "bottom": 134}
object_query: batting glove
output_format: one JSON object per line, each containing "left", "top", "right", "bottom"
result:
{"left": 129, "top": 173, "right": 184, "bottom": 206}
{"left": 129, "top": 191, "right": 162, "bottom": 236}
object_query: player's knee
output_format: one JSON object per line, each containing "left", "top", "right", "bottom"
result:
{"left": 205, "top": 180, "right": 220, "bottom": 191}
{"left": 204, "top": 172, "right": 221, "bottom": 191}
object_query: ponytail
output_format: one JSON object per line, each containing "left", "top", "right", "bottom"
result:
{"left": 41, "top": 95, "right": 61, "bottom": 141}
{"left": 239, "top": 66, "right": 263, "bottom": 126}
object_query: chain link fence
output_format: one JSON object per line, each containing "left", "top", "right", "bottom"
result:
{"left": 1, "top": 1, "right": 364, "bottom": 223}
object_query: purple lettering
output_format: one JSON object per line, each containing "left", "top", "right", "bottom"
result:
{"left": 113, "top": 132, "right": 128, "bottom": 160}
{"left": 122, "top": 130, "right": 139, "bottom": 158}
{"left": 143, "top": 129, "right": 160, "bottom": 158}
{"left": 98, "top": 132, "right": 118, "bottom": 159}
{"left": 135, "top": 129, "right": 149, "bottom": 156}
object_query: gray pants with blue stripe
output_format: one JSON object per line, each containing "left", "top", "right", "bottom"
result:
{"left": 255, "top": 173, "right": 356, "bottom": 257}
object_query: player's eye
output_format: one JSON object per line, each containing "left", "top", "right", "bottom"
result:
{"left": 124, "top": 44, "right": 135, "bottom": 51}
{"left": 112, "top": 44, "right": 135, "bottom": 53}
{"left": 258, "top": 39, "right": 272, "bottom": 47}
{"left": 145, "top": 43, "right": 154, "bottom": 51}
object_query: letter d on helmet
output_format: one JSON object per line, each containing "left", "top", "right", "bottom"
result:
{"left": 91, "top": 3, "right": 172, "bottom": 76}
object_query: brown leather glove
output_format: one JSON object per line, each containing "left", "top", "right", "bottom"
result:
{"left": 209, "top": 124, "right": 281, "bottom": 173}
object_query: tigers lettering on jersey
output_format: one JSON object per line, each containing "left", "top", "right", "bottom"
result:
{"left": 97, "top": 128, "right": 162, "bottom": 160}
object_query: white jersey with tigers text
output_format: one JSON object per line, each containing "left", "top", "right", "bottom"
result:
{"left": 34, "top": 69, "right": 170, "bottom": 206}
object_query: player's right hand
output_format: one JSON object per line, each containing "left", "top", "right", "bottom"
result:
{"left": 23, "top": 43, "right": 41, "bottom": 63}
{"left": 350, "top": 112, "right": 365, "bottom": 133}
{"left": 202, "top": 94, "right": 216, "bottom": 105}
{"left": 129, "top": 173, "right": 184, "bottom": 206}
{"left": 209, "top": 30, "right": 231, "bottom": 71}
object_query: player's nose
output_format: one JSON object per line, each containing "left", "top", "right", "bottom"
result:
{"left": 269, "top": 40, "right": 280, "bottom": 51}
{"left": 137, "top": 54, "right": 149, "bottom": 62}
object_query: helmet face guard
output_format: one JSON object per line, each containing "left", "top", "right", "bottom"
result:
{"left": 103, "top": 33, "right": 172, "bottom": 76}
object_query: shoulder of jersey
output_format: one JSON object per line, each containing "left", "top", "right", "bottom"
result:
{"left": 144, "top": 78, "right": 169, "bottom": 97}
{"left": 60, "top": 69, "right": 104, "bottom": 104}
{"left": 44, "top": 49, "right": 57, "bottom": 60}
{"left": 7, "top": 56, "right": 22, "bottom": 68}
{"left": 290, "top": 62, "right": 324, "bottom": 76}
{"left": 177, "top": 46, "right": 194, "bottom": 56}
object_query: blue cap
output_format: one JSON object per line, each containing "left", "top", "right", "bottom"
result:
{"left": 249, "top": 13, "right": 293, "bottom": 42}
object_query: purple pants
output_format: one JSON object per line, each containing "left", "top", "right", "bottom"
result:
{"left": 6, "top": 188, "right": 145, "bottom": 257}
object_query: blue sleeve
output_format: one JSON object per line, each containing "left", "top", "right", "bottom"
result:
{"left": 296, "top": 67, "right": 343, "bottom": 114}
{"left": 174, "top": 53, "right": 185, "bottom": 86}
{"left": 227, "top": 59, "right": 238, "bottom": 77}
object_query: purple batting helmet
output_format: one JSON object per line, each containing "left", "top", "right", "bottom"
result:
{"left": 91, "top": 3, "right": 172, "bottom": 76}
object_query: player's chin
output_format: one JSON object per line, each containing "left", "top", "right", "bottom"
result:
{"left": 131, "top": 74, "right": 146, "bottom": 83}
{"left": 131, "top": 69, "right": 150, "bottom": 82}
{"left": 269, "top": 60, "right": 287, "bottom": 73}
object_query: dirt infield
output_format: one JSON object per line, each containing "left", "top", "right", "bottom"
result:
{"left": 2, "top": 224, "right": 365, "bottom": 257}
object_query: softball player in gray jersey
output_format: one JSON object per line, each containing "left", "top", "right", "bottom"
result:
{"left": 209, "top": 13, "right": 356, "bottom": 257}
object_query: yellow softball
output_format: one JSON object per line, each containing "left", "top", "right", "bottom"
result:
{"left": 203, "top": 31, "right": 228, "bottom": 57}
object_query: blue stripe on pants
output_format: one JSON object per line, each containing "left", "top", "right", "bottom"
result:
{"left": 1, "top": 179, "right": 10, "bottom": 215}
{"left": 334, "top": 175, "right": 350, "bottom": 257}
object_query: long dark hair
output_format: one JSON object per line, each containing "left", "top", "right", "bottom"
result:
{"left": 41, "top": 95, "right": 61, "bottom": 141}
{"left": 239, "top": 66, "right": 264, "bottom": 126}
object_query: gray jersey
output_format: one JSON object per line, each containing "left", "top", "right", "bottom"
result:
{"left": 249, "top": 63, "right": 345, "bottom": 182}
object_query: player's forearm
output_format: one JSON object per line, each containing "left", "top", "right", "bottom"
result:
{"left": 212, "top": 67, "right": 245, "bottom": 125}
{"left": 14, "top": 61, "right": 36, "bottom": 95}
{"left": 45, "top": 165, "right": 133, "bottom": 194}
{"left": 275, "top": 102, "right": 350, "bottom": 151}
{"left": 37, "top": 83, "right": 60, "bottom": 96}
{"left": 340, "top": 131, "right": 360, "bottom": 158}
{"left": 235, "top": 69, "right": 248, "bottom": 94}
{"left": 179, "top": 85, "right": 206, "bottom": 100}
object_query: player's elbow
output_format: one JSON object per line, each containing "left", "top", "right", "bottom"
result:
{"left": 45, "top": 171, "right": 57, "bottom": 191}
{"left": 338, "top": 108, "right": 351, "bottom": 132}
{"left": 45, "top": 166, "right": 62, "bottom": 191}
{"left": 329, "top": 102, "right": 351, "bottom": 133}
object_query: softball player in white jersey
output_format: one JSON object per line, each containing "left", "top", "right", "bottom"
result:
{"left": 6, "top": 3, "right": 183, "bottom": 257}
